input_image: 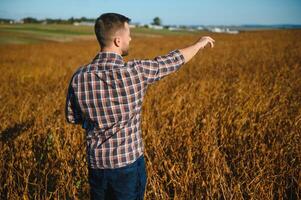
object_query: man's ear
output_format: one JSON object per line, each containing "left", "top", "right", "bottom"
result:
{"left": 114, "top": 37, "right": 121, "bottom": 47}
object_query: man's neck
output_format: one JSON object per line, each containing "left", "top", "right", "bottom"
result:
{"left": 101, "top": 47, "right": 122, "bottom": 56}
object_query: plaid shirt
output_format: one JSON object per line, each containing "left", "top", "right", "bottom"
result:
{"left": 65, "top": 49, "right": 185, "bottom": 169}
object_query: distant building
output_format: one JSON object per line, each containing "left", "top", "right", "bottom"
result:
{"left": 225, "top": 29, "right": 239, "bottom": 34}
{"left": 11, "top": 20, "right": 24, "bottom": 24}
{"left": 196, "top": 26, "right": 205, "bottom": 30}
{"left": 73, "top": 22, "right": 94, "bottom": 26}
{"left": 148, "top": 24, "right": 164, "bottom": 30}
{"left": 209, "top": 27, "right": 223, "bottom": 33}
{"left": 168, "top": 26, "right": 181, "bottom": 31}
{"left": 207, "top": 27, "right": 239, "bottom": 34}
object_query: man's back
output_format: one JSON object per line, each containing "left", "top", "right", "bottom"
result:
{"left": 66, "top": 50, "right": 185, "bottom": 169}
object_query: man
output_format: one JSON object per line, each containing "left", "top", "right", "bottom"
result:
{"left": 65, "top": 13, "right": 214, "bottom": 200}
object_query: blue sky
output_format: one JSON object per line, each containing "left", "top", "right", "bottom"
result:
{"left": 1, "top": 0, "right": 301, "bottom": 25}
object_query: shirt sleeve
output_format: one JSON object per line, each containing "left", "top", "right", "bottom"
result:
{"left": 133, "top": 49, "right": 185, "bottom": 85}
{"left": 65, "top": 79, "right": 82, "bottom": 124}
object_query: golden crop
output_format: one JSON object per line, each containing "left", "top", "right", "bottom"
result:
{"left": 0, "top": 30, "right": 300, "bottom": 199}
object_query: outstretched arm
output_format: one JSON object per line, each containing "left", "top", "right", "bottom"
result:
{"left": 132, "top": 36, "right": 215, "bottom": 85}
{"left": 179, "top": 36, "right": 215, "bottom": 64}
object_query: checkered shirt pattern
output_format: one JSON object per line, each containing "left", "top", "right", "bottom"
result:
{"left": 65, "top": 49, "right": 185, "bottom": 169}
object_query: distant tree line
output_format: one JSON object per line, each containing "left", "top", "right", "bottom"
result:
{"left": 0, "top": 17, "right": 96, "bottom": 24}
{"left": 0, "top": 16, "right": 165, "bottom": 27}
{"left": 0, "top": 18, "right": 12, "bottom": 23}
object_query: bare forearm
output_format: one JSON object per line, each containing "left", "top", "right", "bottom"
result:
{"left": 179, "top": 42, "right": 202, "bottom": 64}
{"left": 179, "top": 36, "right": 215, "bottom": 64}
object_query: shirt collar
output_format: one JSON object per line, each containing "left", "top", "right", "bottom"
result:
{"left": 98, "top": 51, "right": 123, "bottom": 60}
{"left": 87, "top": 51, "right": 125, "bottom": 71}
{"left": 94, "top": 51, "right": 123, "bottom": 63}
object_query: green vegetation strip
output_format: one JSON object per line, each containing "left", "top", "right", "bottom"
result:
{"left": 0, "top": 24, "right": 200, "bottom": 44}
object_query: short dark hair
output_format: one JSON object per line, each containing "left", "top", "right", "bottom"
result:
{"left": 94, "top": 13, "right": 131, "bottom": 48}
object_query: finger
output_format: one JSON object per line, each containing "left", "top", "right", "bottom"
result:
{"left": 208, "top": 37, "right": 215, "bottom": 42}
{"left": 204, "top": 36, "right": 214, "bottom": 41}
{"left": 202, "top": 36, "right": 210, "bottom": 40}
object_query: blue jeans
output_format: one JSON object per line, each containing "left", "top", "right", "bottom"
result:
{"left": 88, "top": 155, "right": 147, "bottom": 200}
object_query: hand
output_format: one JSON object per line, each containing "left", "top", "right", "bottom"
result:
{"left": 197, "top": 36, "right": 215, "bottom": 49}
